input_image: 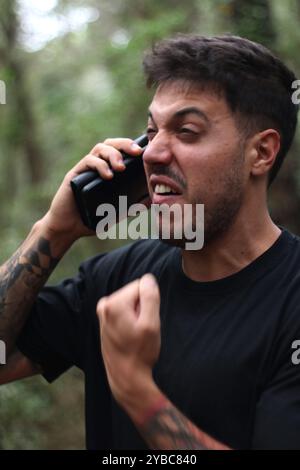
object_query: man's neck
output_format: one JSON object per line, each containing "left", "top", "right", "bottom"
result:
{"left": 181, "top": 213, "right": 281, "bottom": 283}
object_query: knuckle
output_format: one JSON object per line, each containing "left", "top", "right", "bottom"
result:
{"left": 140, "top": 323, "right": 156, "bottom": 336}
{"left": 93, "top": 142, "right": 104, "bottom": 151}
{"left": 97, "top": 297, "right": 107, "bottom": 315}
{"left": 82, "top": 153, "right": 93, "bottom": 163}
{"left": 104, "top": 296, "right": 114, "bottom": 313}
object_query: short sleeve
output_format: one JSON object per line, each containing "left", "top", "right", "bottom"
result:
{"left": 252, "top": 295, "right": 300, "bottom": 449}
{"left": 16, "top": 254, "right": 106, "bottom": 383}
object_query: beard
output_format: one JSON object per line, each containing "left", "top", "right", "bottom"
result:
{"left": 154, "top": 148, "right": 245, "bottom": 250}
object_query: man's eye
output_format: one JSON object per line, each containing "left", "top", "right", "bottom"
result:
{"left": 180, "top": 128, "right": 197, "bottom": 134}
{"left": 146, "top": 128, "right": 157, "bottom": 139}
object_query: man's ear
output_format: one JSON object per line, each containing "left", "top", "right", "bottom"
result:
{"left": 249, "top": 129, "right": 281, "bottom": 177}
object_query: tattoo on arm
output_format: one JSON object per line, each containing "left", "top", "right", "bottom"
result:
{"left": 139, "top": 402, "right": 230, "bottom": 450}
{"left": 0, "top": 236, "right": 60, "bottom": 353}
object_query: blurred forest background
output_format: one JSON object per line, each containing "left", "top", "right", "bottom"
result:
{"left": 0, "top": 0, "right": 299, "bottom": 449}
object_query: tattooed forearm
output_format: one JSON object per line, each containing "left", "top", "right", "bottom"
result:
{"left": 138, "top": 401, "right": 231, "bottom": 451}
{"left": 0, "top": 223, "right": 62, "bottom": 355}
{"left": 19, "top": 238, "right": 59, "bottom": 287}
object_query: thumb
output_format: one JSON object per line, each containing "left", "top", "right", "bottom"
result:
{"left": 138, "top": 274, "right": 160, "bottom": 326}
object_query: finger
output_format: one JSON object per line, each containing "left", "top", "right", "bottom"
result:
{"left": 90, "top": 143, "right": 126, "bottom": 171}
{"left": 108, "top": 279, "right": 141, "bottom": 313}
{"left": 138, "top": 274, "right": 160, "bottom": 327}
{"left": 103, "top": 138, "right": 143, "bottom": 156}
{"left": 99, "top": 279, "right": 141, "bottom": 324}
{"left": 73, "top": 155, "right": 114, "bottom": 179}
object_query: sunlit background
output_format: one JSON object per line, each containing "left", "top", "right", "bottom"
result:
{"left": 0, "top": 0, "right": 299, "bottom": 449}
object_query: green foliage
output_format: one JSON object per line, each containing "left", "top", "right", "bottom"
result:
{"left": 0, "top": 370, "right": 84, "bottom": 449}
{"left": 0, "top": 379, "right": 51, "bottom": 449}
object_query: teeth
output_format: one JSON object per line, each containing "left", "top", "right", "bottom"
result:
{"left": 154, "top": 184, "right": 178, "bottom": 194}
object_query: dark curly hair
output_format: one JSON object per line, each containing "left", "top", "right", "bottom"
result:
{"left": 143, "top": 34, "right": 299, "bottom": 185}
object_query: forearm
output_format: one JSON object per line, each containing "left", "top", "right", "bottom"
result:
{"left": 0, "top": 215, "right": 76, "bottom": 355}
{"left": 120, "top": 380, "right": 231, "bottom": 451}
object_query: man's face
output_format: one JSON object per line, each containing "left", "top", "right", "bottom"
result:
{"left": 143, "top": 81, "right": 247, "bottom": 247}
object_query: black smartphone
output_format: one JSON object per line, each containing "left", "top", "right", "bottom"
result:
{"left": 70, "top": 134, "right": 149, "bottom": 230}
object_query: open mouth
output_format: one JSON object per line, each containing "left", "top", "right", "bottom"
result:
{"left": 154, "top": 184, "right": 180, "bottom": 196}
{"left": 150, "top": 174, "right": 183, "bottom": 195}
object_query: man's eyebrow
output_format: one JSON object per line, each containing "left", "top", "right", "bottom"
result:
{"left": 147, "top": 106, "right": 209, "bottom": 123}
{"left": 173, "top": 106, "right": 209, "bottom": 122}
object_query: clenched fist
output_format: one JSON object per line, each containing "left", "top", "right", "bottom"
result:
{"left": 97, "top": 274, "right": 161, "bottom": 407}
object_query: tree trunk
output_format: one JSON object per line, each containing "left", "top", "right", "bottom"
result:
{"left": 229, "top": 0, "right": 276, "bottom": 47}
{"left": 0, "top": 0, "right": 44, "bottom": 185}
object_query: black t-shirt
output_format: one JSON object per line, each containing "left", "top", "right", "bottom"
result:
{"left": 17, "top": 228, "right": 300, "bottom": 449}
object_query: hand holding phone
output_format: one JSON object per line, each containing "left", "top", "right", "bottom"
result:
{"left": 71, "top": 134, "right": 149, "bottom": 230}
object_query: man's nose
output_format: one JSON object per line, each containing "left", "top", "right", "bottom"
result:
{"left": 143, "top": 133, "right": 173, "bottom": 166}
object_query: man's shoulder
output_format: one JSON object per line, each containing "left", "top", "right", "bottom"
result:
{"left": 269, "top": 228, "right": 300, "bottom": 332}
{"left": 283, "top": 227, "right": 300, "bottom": 248}
{"left": 279, "top": 228, "right": 300, "bottom": 278}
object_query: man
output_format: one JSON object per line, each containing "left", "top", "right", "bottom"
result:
{"left": 0, "top": 34, "right": 299, "bottom": 450}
